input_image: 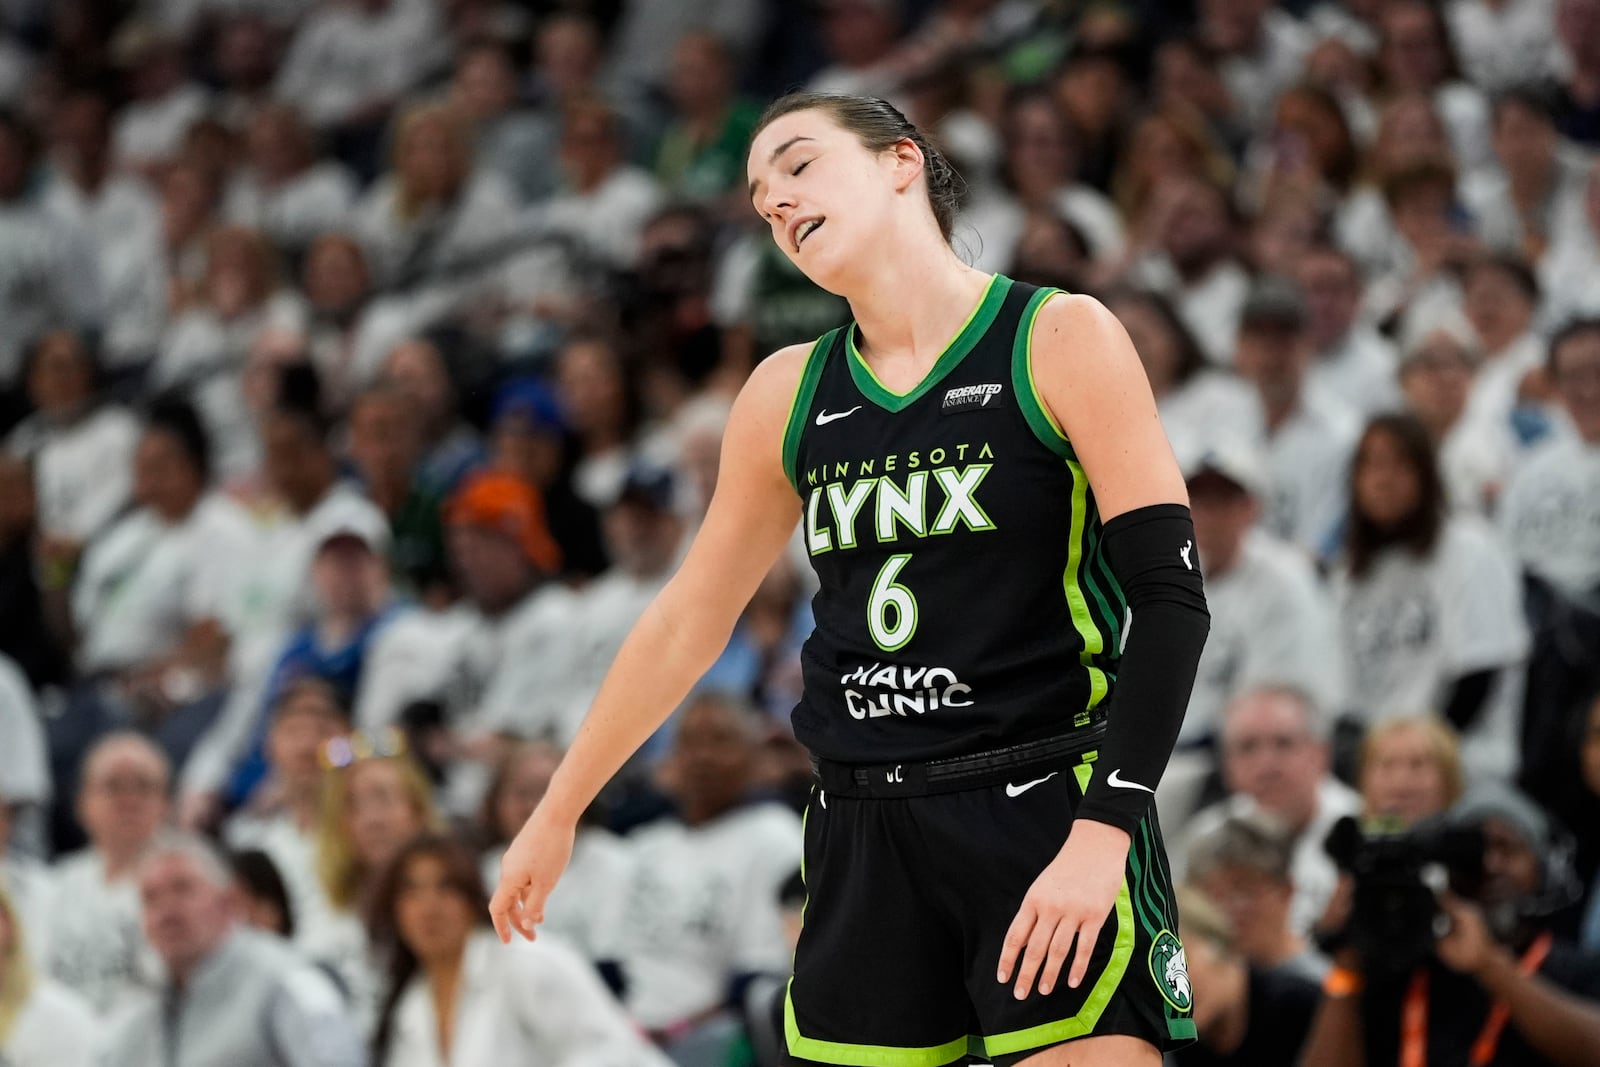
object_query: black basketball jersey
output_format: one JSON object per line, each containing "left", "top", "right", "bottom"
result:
{"left": 782, "top": 275, "right": 1127, "bottom": 764}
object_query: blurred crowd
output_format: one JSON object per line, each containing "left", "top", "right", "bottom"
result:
{"left": 0, "top": 0, "right": 1598, "bottom": 1065}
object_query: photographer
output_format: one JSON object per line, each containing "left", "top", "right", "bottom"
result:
{"left": 1302, "top": 783, "right": 1600, "bottom": 1067}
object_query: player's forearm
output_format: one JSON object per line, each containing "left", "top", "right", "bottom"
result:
{"left": 1480, "top": 951, "right": 1600, "bottom": 1067}
{"left": 538, "top": 582, "right": 735, "bottom": 825}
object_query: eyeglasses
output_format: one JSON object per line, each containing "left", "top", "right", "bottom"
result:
{"left": 319, "top": 727, "right": 408, "bottom": 771}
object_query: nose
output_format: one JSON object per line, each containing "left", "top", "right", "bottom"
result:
{"left": 760, "top": 183, "right": 795, "bottom": 221}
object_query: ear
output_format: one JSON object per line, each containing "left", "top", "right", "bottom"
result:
{"left": 887, "top": 138, "right": 925, "bottom": 194}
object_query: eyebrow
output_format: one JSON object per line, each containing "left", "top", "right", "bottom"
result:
{"left": 748, "top": 135, "right": 815, "bottom": 202}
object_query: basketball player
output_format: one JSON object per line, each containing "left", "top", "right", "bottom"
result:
{"left": 491, "top": 93, "right": 1210, "bottom": 1066}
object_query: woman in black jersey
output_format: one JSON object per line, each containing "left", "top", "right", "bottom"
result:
{"left": 492, "top": 93, "right": 1211, "bottom": 1067}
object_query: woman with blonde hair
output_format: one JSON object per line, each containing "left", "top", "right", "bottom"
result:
{"left": 0, "top": 887, "right": 96, "bottom": 1067}
{"left": 1358, "top": 716, "right": 1465, "bottom": 828}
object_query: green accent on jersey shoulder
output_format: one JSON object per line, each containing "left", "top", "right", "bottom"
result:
{"left": 975, "top": 880, "right": 1135, "bottom": 1057}
{"left": 1010, "top": 287, "right": 1075, "bottom": 460}
{"left": 784, "top": 981, "right": 970, "bottom": 1067}
{"left": 783, "top": 329, "right": 842, "bottom": 493}
{"left": 845, "top": 275, "right": 1010, "bottom": 413}
{"left": 1063, "top": 460, "right": 1110, "bottom": 707}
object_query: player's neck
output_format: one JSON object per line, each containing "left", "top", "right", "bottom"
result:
{"left": 846, "top": 240, "right": 991, "bottom": 371}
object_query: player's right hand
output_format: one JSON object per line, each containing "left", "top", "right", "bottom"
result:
{"left": 489, "top": 808, "right": 575, "bottom": 943}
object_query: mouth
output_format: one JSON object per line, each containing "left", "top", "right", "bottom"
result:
{"left": 790, "top": 216, "right": 825, "bottom": 252}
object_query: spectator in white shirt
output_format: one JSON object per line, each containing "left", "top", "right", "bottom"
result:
{"left": 1446, "top": 0, "right": 1559, "bottom": 94}
{"left": 1375, "top": 0, "right": 1493, "bottom": 172}
{"left": 274, "top": 0, "right": 445, "bottom": 134}
{"left": 378, "top": 338, "right": 486, "bottom": 495}
{"left": 1463, "top": 85, "right": 1592, "bottom": 264}
{"left": 225, "top": 104, "right": 357, "bottom": 259}
{"left": 1499, "top": 319, "right": 1600, "bottom": 600}
{"left": 1296, "top": 242, "right": 1402, "bottom": 419}
{"left": 448, "top": 40, "right": 560, "bottom": 206}
{"left": 1539, "top": 157, "right": 1600, "bottom": 326}
{"left": 478, "top": 741, "right": 632, "bottom": 963}
{"left": 539, "top": 97, "right": 665, "bottom": 271}
{"left": 4, "top": 331, "right": 139, "bottom": 554}
{"left": 0, "top": 652, "right": 49, "bottom": 859}
{"left": 1399, "top": 319, "right": 1518, "bottom": 515}
{"left": 1199, "top": 0, "right": 1313, "bottom": 128}
{"left": 1181, "top": 687, "right": 1362, "bottom": 940}
{"left": 1233, "top": 278, "right": 1359, "bottom": 557}
{"left": 157, "top": 157, "right": 225, "bottom": 311}
{"left": 556, "top": 334, "right": 644, "bottom": 509}
{"left": 806, "top": 0, "right": 912, "bottom": 110}
{"left": 371, "top": 834, "right": 668, "bottom": 1067}
{"left": 109, "top": 24, "right": 213, "bottom": 176}
{"left": 1335, "top": 91, "right": 1461, "bottom": 278}
{"left": 1333, "top": 413, "right": 1529, "bottom": 778}
{"left": 44, "top": 733, "right": 168, "bottom": 1013}
{"left": 1461, "top": 252, "right": 1560, "bottom": 444}
{"left": 605, "top": 692, "right": 803, "bottom": 1048}
{"left": 0, "top": 885, "right": 96, "bottom": 1067}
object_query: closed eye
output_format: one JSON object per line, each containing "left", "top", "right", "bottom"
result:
{"left": 792, "top": 159, "right": 811, "bottom": 176}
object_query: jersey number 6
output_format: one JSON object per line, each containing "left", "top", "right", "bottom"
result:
{"left": 869, "top": 554, "right": 919, "bottom": 651}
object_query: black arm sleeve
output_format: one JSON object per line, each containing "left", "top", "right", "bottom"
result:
{"left": 1442, "top": 669, "right": 1495, "bottom": 733}
{"left": 1075, "top": 503, "right": 1210, "bottom": 835}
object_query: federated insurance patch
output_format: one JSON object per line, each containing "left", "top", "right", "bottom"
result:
{"left": 1149, "top": 929, "right": 1192, "bottom": 1012}
{"left": 941, "top": 383, "right": 1004, "bottom": 414}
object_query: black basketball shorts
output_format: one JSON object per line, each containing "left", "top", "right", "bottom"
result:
{"left": 783, "top": 738, "right": 1196, "bottom": 1066}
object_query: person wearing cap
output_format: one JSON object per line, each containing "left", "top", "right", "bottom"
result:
{"left": 1232, "top": 274, "right": 1360, "bottom": 559}
{"left": 1400, "top": 314, "right": 1518, "bottom": 515}
{"left": 1178, "top": 444, "right": 1342, "bottom": 752}
{"left": 1303, "top": 781, "right": 1600, "bottom": 1067}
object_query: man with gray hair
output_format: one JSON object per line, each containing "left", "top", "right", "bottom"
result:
{"left": 101, "top": 831, "right": 365, "bottom": 1067}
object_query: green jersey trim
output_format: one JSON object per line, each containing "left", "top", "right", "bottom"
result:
{"left": 783, "top": 328, "right": 842, "bottom": 493}
{"left": 1010, "top": 286, "right": 1075, "bottom": 460}
{"left": 845, "top": 274, "right": 1010, "bottom": 413}
{"left": 783, "top": 983, "right": 970, "bottom": 1067}
{"left": 1064, "top": 459, "right": 1111, "bottom": 708}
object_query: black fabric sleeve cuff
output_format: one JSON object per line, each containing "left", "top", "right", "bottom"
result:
{"left": 1076, "top": 503, "right": 1210, "bottom": 835}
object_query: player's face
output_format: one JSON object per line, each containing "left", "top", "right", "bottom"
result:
{"left": 748, "top": 110, "right": 900, "bottom": 292}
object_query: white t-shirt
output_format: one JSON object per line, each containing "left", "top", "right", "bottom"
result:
{"left": 1499, "top": 435, "right": 1600, "bottom": 599}
{"left": 113, "top": 84, "right": 213, "bottom": 169}
{"left": 274, "top": 0, "right": 445, "bottom": 128}
{"left": 1461, "top": 146, "right": 1591, "bottom": 258}
{"left": 223, "top": 811, "right": 331, "bottom": 956}
{"left": 352, "top": 171, "right": 518, "bottom": 302}
{"left": 957, "top": 185, "right": 1126, "bottom": 274}
{"left": 72, "top": 495, "right": 258, "bottom": 675}
{"left": 537, "top": 167, "right": 666, "bottom": 271}
{"left": 1184, "top": 530, "right": 1344, "bottom": 745}
{"left": 1308, "top": 324, "right": 1401, "bottom": 420}
{"left": 0, "top": 200, "right": 101, "bottom": 385}
{"left": 5, "top": 407, "right": 140, "bottom": 542}
{"left": 609, "top": 804, "right": 803, "bottom": 1031}
{"left": 1333, "top": 517, "right": 1529, "bottom": 777}
{"left": 1446, "top": 0, "right": 1558, "bottom": 94}
{"left": 0, "top": 653, "right": 49, "bottom": 807}
{"left": 1261, "top": 391, "right": 1359, "bottom": 558}
{"left": 1440, "top": 412, "right": 1520, "bottom": 516}
{"left": 1, "top": 855, "right": 54, "bottom": 966}
{"left": 1158, "top": 369, "right": 1265, "bottom": 469}
{"left": 1219, "top": 8, "right": 1313, "bottom": 127}
{"left": 0, "top": 978, "right": 97, "bottom": 1067}
{"left": 41, "top": 849, "right": 158, "bottom": 1014}
{"left": 480, "top": 827, "right": 634, "bottom": 963}
{"left": 1465, "top": 331, "right": 1548, "bottom": 437}
{"left": 224, "top": 163, "right": 357, "bottom": 254}
{"left": 384, "top": 931, "right": 673, "bottom": 1067}
{"left": 1132, "top": 255, "right": 1252, "bottom": 366}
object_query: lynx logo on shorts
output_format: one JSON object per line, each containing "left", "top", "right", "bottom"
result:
{"left": 941, "top": 383, "right": 1004, "bottom": 414}
{"left": 1149, "top": 930, "right": 1192, "bottom": 1012}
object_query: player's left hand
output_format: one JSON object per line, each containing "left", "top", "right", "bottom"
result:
{"left": 998, "top": 819, "right": 1131, "bottom": 1000}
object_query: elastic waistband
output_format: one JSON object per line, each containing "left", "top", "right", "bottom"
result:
{"left": 813, "top": 722, "right": 1106, "bottom": 798}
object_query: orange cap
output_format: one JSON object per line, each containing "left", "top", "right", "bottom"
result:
{"left": 446, "top": 471, "right": 563, "bottom": 574}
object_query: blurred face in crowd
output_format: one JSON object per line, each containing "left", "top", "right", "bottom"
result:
{"left": 78, "top": 739, "right": 170, "bottom": 860}
{"left": 1464, "top": 262, "right": 1535, "bottom": 355}
{"left": 215, "top": 16, "right": 275, "bottom": 92}
{"left": 1297, "top": 248, "right": 1360, "bottom": 349}
{"left": 161, "top": 162, "right": 219, "bottom": 249}
{"left": 493, "top": 744, "right": 560, "bottom": 841}
{"left": 140, "top": 850, "right": 235, "bottom": 976}
{"left": 1273, "top": 89, "right": 1350, "bottom": 183}
{"left": 1373, "top": 94, "right": 1451, "bottom": 176}
{"left": 1154, "top": 40, "right": 1232, "bottom": 122}
{"left": 262, "top": 411, "right": 334, "bottom": 514}
{"left": 1480, "top": 817, "right": 1542, "bottom": 906}
{"left": 1580, "top": 697, "right": 1600, "bottom": 798}
{"left": 310, "top": 537, "right": 386, "bottom": 620}
{"left": 448, "top": 523, "right": 534, "bottom": 614}
{"left": 1381, "top": 2, "right": 1449, "bottom": 91}
{"left": 820, "top": 0, "right": 900, "bottom": 68}
{"left": 1108, "top": 293, "right": 1186, "bottom": 396}
{"left": 557, "top": 339, "right": 628, "bottom": 443}
{"left": 343, "top": 760, "right": 425, "bottom": 873}
{"left": 603, "top": 498, "right": 682, "bottom": 579}
{"left": 1401, "top": 330, "right": 1475, "bottom": 436}
{"left": 349, "top": 391, "right": 420, "bottom": 487}
{"left": 671, "top": 697, "right": 758, "bottom": 824}
{"left": 247, "top": 106, "right": 312, "bottom": 183}
{"left": 491, "top": 414, "right": 563, "bottom": 489}
{"left": 1360, "top": 723, "right": 1453, "bottom": 825}
{"left": 134, "top": 426, "right": 204, "bottom": 523}
{"left": 1056, "top": 54, "right": 1126, "bottom": 137}
{"left": 1187, "top": 472, "right": 1257, "bottom": 576}
{"left": 383, "top": 340, "right": 453, "bottom": 431}
{"left": 1353, "top": 425, "right": 1423, "bottom": 528}
{"left": 203, "top": 227, "right": 274, "bottom": 319}
{"left": 268, "top": 685, "right": 347, "bottom": 795}
{"left": 559, "top": 103, "right": 621, "bottom": 191}
{"left": 1005, "top": 96, "right": 1075, "bottom": 202}
{"left": 452, "top": 46, "right": 517, "bottom": 121}
{"left": 1249, "top": 196, "right": 1320, "bottom": 279}
{"left": 26, "top": 330, "right": 94, "bottom": 418}
{"left": 1201, "top": 0, "right": 1267, "bottom": 54}
{"left": 1195, "top": 863, "right": 1292, "bottom": 966}
{"left": 1561, "top": 0, "right": 1600, "bottom": 69}
{"left": 669, "top": 33, "right": 732, "bottom": 118}
{"left": 1012, "top": 210, "right": 1087, "bottom": 290}
{"left": 303, "top": 234, "right": 370, "bottom": 316}
{"left": 1220, "top": 691, "right": 1325, "bottom": 831}
{"left": 52, "top": 93, "right": 112, "bottom": 174}
{"left": 1551, "top": 326, "right": 1600, "bottom": 442}
{"left": 1162, "top": 178, "right": 1232, "bottom": 275}
{"left": 394, "top": 852, "right": 475, "bottom": 966}
{"left": 1492, "top": 99, "right": 1556, "bottom": 179}
{"left": 396, "top": 109, "right": 468, "bottom": 205}
{"left": 1234, "top": 322, "right": 1309, "bottom": 410}
{"left": 536, "top": 16, "right": 602, "bottom": 98}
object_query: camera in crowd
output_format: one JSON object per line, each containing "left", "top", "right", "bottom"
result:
{"left": 1322, "top": 815, "right": 1486, "bottom": 976}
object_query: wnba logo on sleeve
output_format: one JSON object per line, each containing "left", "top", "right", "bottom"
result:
{"left": 941, "top": 383, "right": 1004, "bottom": 414}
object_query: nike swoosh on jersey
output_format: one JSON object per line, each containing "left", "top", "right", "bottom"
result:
{"left": 815, "top": 406, "right": 862, "bottom": 426}
{"left": 1106, "top": 768, "right": 1155, "bottom": 793}
{"left": 1004, "top": 771, "right": 1058, "bottom": 797}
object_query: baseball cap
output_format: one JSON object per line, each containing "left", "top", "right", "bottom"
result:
{"left": 491, "top": 376, "right": 567, "bottom": 435}
{"left": 1182, "top": 440, "right": 1269, "bottom": 500}
{"left": 308, "top": 498, "right": 391, "bottom": 557}
{"left": 614, "top": 462, "right": 677, "bottom": 512}
{"left": 1238, "top": 276, "right": 1308, "bottom": 334}
{"left": 446, "top": 471, "right": 563, "bottom": 573}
